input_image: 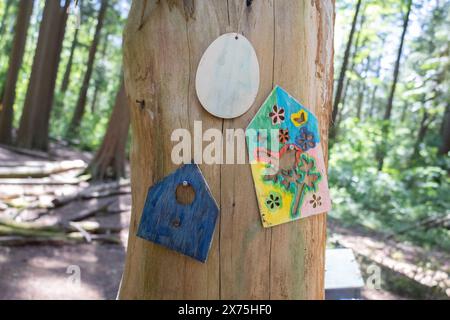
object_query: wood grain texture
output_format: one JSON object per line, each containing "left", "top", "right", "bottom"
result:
{"left": 137, "top": 164, "right": 219, "bottom": 263}
{"left": 119, "top": 0, "right": 334, "bottom": 300}
{"left": 195, "top": 33, "right": 260, "bottom": 119}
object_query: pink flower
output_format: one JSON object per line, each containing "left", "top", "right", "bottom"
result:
{"left": 269, "top": 105, "right": 285, "bottom": 125}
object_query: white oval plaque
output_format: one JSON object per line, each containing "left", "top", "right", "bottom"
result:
{"left": 195, "top": 33, "right": 260, "bottom": 119}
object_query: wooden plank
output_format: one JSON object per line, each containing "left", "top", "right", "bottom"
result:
{"left": 137, "top": 164, "right": 219, "bottom": 263}
{"left": 325, "top": 248, "right": 364, "bottom": 291}
{"left": 195, "top": 33, "right": 260, "bottom": 119}
{"left": 247, "top": 86, "right": 332, "bottom": 227}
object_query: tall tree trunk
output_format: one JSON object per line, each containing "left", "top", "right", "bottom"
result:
{"left": 67, "top": 0, "right": 108, "bottom": 136}
{"left": 331, "top": 0, "right": 362, "bottom": 126}
{"left": 90, "top": 32, "right": 110, "bottom": 114}
{"left": 119, "top": 0, "right": 334, "bottom": 299}
{"left": 377, "top": 0, "right": 413, "bottom": 171}
{"left": 368, "top": 56, "right": 382, "bottom": 119}
{"left": 439, "top": 103, "right": 450, "bottom": 155}
{"left": 383, "top": 0, "right": 413, "bottom": 121}
{"left": 355, "top": 56, "right": 370, "bottom": 120}
{"left": 60, "top": 27, "right": 79, "bottom": 93}
{"left": 0, "top": 0, "right": 34, "bottom": 145}
{"left": 340, "top": 11, "right": 365, "bottom": 118}
{"left": 16, "top": 0, "right": 70, "bottom": 151}
{"left": 88, "top": 81, "right": 129, "bottom": 181}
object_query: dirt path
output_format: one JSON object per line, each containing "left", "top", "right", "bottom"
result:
{"left": 0, "top": 144, "right": 130, "bottom": 299}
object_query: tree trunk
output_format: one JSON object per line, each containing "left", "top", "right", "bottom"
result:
{"left": 67, "top": 0, "right": 108, "bottom": 136}
{"left": 0, "top": 0, "right": 34, "bottom": 145}
{"left": 60, "top": 27, "right": 79, "bottom": 93}
{"left": 368, "top": 56, "right": 382, "bottom": 119}
{"left": 119, "top": 0, "right": 334, "bottom": 299}
{"left": 16, "top": 0, "right": 70, "bottom": 151}
{"left": 377, "top": 0, "right": 413, "bottom": 171}
{"left": 439, "top": 103, "right": 450, "bottom": 155}
{"left": 383, "top": 0, "right": 413, "bottom": 122}
{"left": 355, "top": 56, "right": 370, "bottom": 119}
{"left": 90, "top": 32, "right": 110, "bottom": 114}
{"left": 87, "top": 81, "right": 129, "bottom": 181}
{"left": 331, "top": 0, "right": 362, "bottom": 126}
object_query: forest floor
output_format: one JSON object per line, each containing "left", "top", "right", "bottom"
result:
{"left": 0, "top": 144, "right": 448, "bottom": 300}
{"left": 0, "top": 143, "right": 130, "bottom": 299}
{"left": 328, "top": 218, "right": 450, "bottom": 299}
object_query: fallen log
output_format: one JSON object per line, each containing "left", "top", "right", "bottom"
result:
{"left": 0, "top": 234, "right": 121, "bottom": 246}
{"left": 68, "top": 199, "right": 116, "bottom": 222}
{"left": 0, "top": 160, "right": 86, "bottom": 179}
{"left": 0, "top": 178, "right": 84, "bottom": 185}
{"left": 0, "top": 144, "right": 50, "bottom": 159}
{"left": 0, "top": 219, "right": 122, "bottom": 245}
{"left": 52, "top": 179, "right": 130, "bottom": 207}
{"left": 386, "top": 214, "right": 450, "bottom": 239}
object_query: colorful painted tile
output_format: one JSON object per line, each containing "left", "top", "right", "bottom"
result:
{"left": 137, "top": 164, "right": 219, "bottom": 262}
{"left": 246, "top": 86, "right": 332, "bottom": 227}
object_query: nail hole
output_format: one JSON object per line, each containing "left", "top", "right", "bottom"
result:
{"left": 175, "top": 183, "right": 195, "bottom": 205}
{"left": 172, "top": 218, "right": 181, "bottom": 228}
{"left": 235, "top": 35, "right": 239, "bottom": 40}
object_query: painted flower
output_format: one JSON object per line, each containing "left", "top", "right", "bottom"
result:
{"left": 279, "top": 129, "right": 289, "bottom": 144}
{"left": 296, "top": 127, "right": 316, "bottom": 151}
{"left": 265, "top": 192, "right": 282, "bottom": 211}
{"left": 269, "top": 105, "right": 285, "bottom": 125}
{"left": 309, "top": 194, "right": 322, "bottom": 208}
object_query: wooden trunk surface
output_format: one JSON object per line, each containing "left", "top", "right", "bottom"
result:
{"left": 120, "top": 0, "right": 334, "bottom": 299}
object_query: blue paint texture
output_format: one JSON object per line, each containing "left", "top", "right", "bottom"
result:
{"left": 137, "top": 164, "right": 219, "bottom": 263}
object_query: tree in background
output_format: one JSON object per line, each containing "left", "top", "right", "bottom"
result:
{"left": 16, "top": 0, "right": 70, "bottom": 151}
{"left": 87, "top": 80, "right": 129, "bottom": 181}
{"left": 0, "top": 0, "right": 33, "bottom": 145}
{"left": 440, "top": 104, "right": 450, "bottom": 154}
{"left": 330, "top": 0, "right": 362, "bottom": 139}
{"left": 67, "top": 0, "right": 108, "bottom": 136}
{"left": 377, "top": 0, "right": 413, "bottom": 170}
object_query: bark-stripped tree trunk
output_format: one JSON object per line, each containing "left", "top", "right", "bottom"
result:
{"left": 0, "top": 0, "right": 34, "bottom": 145}
{"left": 119, "top": 0, "right": 334, "bottom": 299}
{"left": 87, "top": 81, "right": 129, "bottom": 181}
{"left": 67, "top": 0, "right": 108, "bottom": 136}
{"left": 330, "top": 0, "right": 362, "bottom": 130}
{"left": 377, "top": 0, "right": 413, "bottom": 171}
{"left": 16, "top": 0, "right": 70, "bottom": 151}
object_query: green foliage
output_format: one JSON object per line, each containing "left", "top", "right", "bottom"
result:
{"left": 331, "top": 0, "right": 450, "bottom": 252}
{"left": 330, "top": 117, "right": 450, "bottom": 250}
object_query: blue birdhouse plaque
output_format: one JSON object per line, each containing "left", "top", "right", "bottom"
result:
{"left": 137, "top": 164, "right": 219, "bottom": 263}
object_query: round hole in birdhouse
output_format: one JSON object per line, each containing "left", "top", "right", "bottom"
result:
{"left": 175, "top": 183, "right": 195, "bottom": 205}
